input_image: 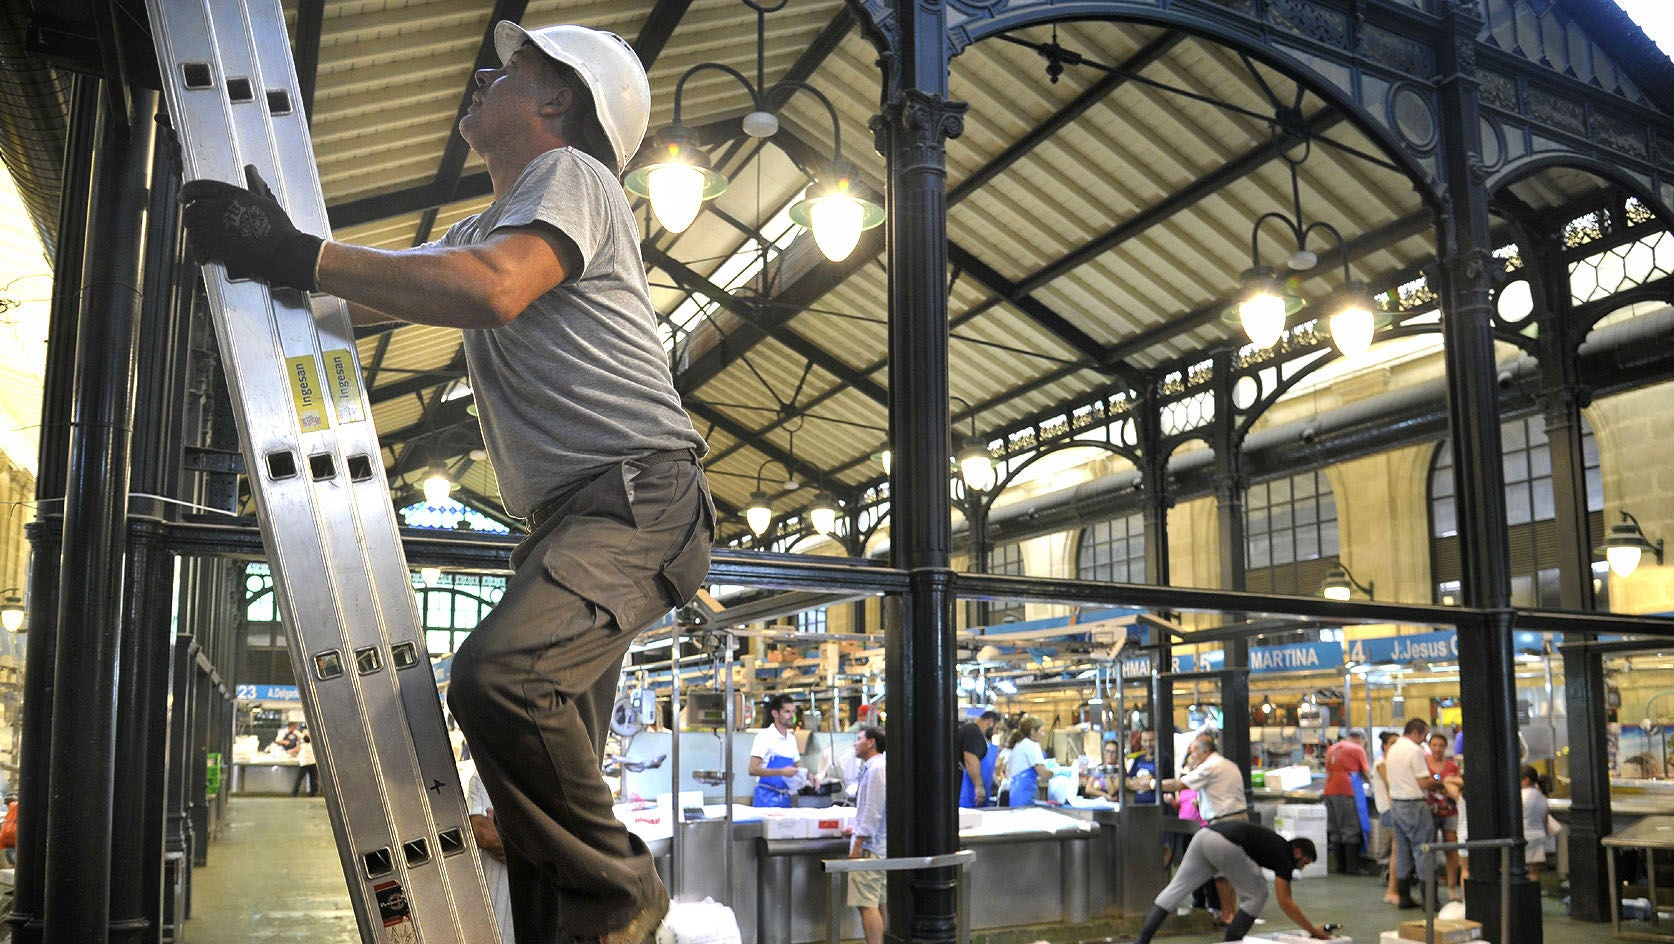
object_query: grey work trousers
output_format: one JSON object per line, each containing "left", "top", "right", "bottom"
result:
{"left": 1151, "top": 827, "right": 1272, "bottom": 918}
{"left": 1389, "top": 798, "right": 1434, "bottom": 881}
{"left": 449, "top": 457, "right": 713, "bottom": 942}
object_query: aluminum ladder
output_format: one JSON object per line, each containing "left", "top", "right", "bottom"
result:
{"left": 145, "top": 1, "right": 499, "bottom": 940}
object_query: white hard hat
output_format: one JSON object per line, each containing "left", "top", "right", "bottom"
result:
{"left": 494, "top": 22, "right": 651, "bottom": 174}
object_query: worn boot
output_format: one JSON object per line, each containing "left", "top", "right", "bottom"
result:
{"left": 1222, "top": 910, "right": 1258, "bottom": 941}
{"left": 1396, "top": 876, "right": 1422, "bottom": 910}
{"left": 1132, "top": 905, "right": 1170, "bottom": 944}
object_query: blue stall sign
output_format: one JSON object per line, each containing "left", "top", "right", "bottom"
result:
{"left": 1249, "top": 641, "right": 1343, "bottom": 673}
{"left": 234, "top": 684, "right": 300, "bottom": 701}
{"left": 1346, "top": 630, "right": 1459, "bottom": 665}
{"left": 1118, "top": 652, "right": 1196, "bottom": 678}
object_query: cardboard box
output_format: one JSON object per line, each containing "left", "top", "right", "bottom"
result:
{"left": 1396, "top": 917, "right": 1482, "bottom": 943}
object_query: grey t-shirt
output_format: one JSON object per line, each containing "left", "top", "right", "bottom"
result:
{"left": 441, "top": 147, "right": 706, "bottom": 517}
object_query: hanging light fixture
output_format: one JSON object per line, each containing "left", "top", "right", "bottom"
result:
{"left": 419, "top": 567, "right": 442, "bottom": 588}
{"left": 809, "top": 489, "right": 840, "bottom": 535}
{"left": 951, "top": 396, "right": 996, "bottom": 492}
{"left": 1319, "top": 563, "right": 1375, "bottom": 601}
{"left": 744, "top": 457, "right": 798, "bottom": 537}
{"left": 0, "top": 591, "right": 24, "bottom": 633}
{"left": 422, "top": 462, "right": 454, "bottom": 504}
{"left": 1596, "top": 511, "right": 1665, "bottom": 578}
{"left": 621, "top": 0, "right": 883, "bottom": 260}
{"left": 1222, "top": 130, "right": 1388, "bottom": 355}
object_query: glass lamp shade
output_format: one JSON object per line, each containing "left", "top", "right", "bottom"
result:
{"left": 0, "top": 597, "right": 22, "bottom": 632}
{"left": 789, "top": 167, "right": 884, "bottom": 263}
{"left": 646, "top": 164, "right": 708, "bottom": 233}
{"left": 622, "top": 126, "right": 728, "bottom": 234}
{"left": 1320, "top": 567, "right": 1353, "bottom": 600}
{"left": 422, "top": 468, "right": 453, "bottom": 504}
{"left": 810, "top": 492, "right": 839, "bottom": 535}
{"left": 745, "top": 491, "right": 773, "bottom": 536}
{"left": 1607, "top": 545, "right": 1643, "bottom": 579}
{"left": 958, "top": 440, "right": 996, "bottom": 492}
{"left": 1239, "top": 291, "right": 1288, "bottom": 349}
{"left": 420, "top": 567, "right": 442, "bottom": 588}
{"left": 879, "top": 449, "right": 892, "bottom": 476}
{"left": 1328, "top": 282, "right": 1380, "bottom": 358}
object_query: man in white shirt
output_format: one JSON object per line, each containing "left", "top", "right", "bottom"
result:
{"left": 750, "top": 694, "right": 805, "bottom": 807}
{"left": 1158, "top": 734, "right": 1248, "bottom": 926}
{"left": 1384, "top": 718, "right": 1442, "bottom": 909}
{"left": 846, "top": 727, "right": 888, "bottom": 944}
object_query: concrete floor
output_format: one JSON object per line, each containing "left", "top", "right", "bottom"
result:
{"left": 186, "top": 797, "right": 1624, "bottom": 943}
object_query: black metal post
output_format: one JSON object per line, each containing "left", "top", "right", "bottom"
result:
{"left": 876, "top": 0, "right": 965, "bottom": 939}
{"left": 1139, "top": 386, "right": 1175, "bottom": 781}
{"left": 968, "top": 491, "right": 992, "bottom": 626}
{"left": 111, "top": 133, "right": 188, "bottom": 943}
{"left": 10, "top": 71, "right": 97, "bottom": 944}
{"left": 1435, "top": 6, "right": 1539, "bottom": 939}
{"left": 42, "top": 85, "right": 156, "bottom": 944}
{"left": 1211, "top": 353, "right": 1252, "bottom": 795}
{"left": 1526, "top": 231, "right": 1612, "bottom": 922}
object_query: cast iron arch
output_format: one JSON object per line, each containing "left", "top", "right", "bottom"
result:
{"left": 1488, "top": 153, "right": 1674, "bottom": 230}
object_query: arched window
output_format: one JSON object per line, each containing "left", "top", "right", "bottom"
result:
{"left": 1077, "top": 511, "right": 1146, "bottom": 584}
{"left": 1429, "top": 413, "right": 1603, "bottom": 607}
{"left": 1245, "top": 469, "right": 1339, "bottom": 595}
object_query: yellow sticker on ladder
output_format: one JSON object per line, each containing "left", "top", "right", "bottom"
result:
{"left": 323, "top": 349, "right": 365, "bottom": 424}
{"left": 285, "top": 355, "right": 331, "bottom": 432}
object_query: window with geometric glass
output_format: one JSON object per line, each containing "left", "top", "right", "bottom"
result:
{"left": 1244, "top": 469, "right": 1340, "bottom": 595}
{"left": 1430, "top": 413, "right": 1605, "bottom": 608}
{"left": 1077, "top": 512, "right": 1146, "bottom": 584}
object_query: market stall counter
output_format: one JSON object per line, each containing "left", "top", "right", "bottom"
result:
{"left": 230, "top": 757, "right": 301, "bottom": 795}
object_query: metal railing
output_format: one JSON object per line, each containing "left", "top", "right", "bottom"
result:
{"left": 820, "top": 850, "right": 976, "bottom": 944}
{"left": 1417, "top": 837, "right": 1519, "bottom": 944}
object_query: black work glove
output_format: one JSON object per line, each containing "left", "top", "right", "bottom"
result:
{"left": 180, "top": 165, "right": 323, "bottom": 292}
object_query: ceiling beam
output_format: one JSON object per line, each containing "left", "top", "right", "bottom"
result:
{"left": 368, "top": 351, "right": 469, "bottom": 405}
{"left": 631, "top": 0, "right": 697, "bottom": 65}
{"left": 946, "top": 241, "right": 1119, "bottom": 371}
{"left": 292, "top": 0, "right": 325, "bottom": 124}
{"left": 647, "top": 246, "right": 888, "bottom": 405}
{"left": 947, "top": 31, "right": 1184, "bottom": 204}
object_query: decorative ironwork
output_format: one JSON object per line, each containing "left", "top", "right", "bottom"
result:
{"left": 1527, "top": 87, "right": 1586, "bottom": 136}
{"left": 1563, "top": 211, "right": 1606, "bottom": 250}
{"left": 1481, "top": 0, "right": 1646, "bottom": 105}
{"left": 1362, "top": 23, "right": 1434, "bottom": 76}
{"left": 1267, "top": 0, "right": 1350, "bottom": 47}
{"left": 1625, "top": 198, "right": 1655, "bottom": 228}
{"left": 1594, "top": 113, "right": 1649, "bottom": 161}
{"left": 1570, "top": 230, "right": 1674, "bottom": 305}
{"left": 1478, "top": 71, "right": 1518, "bottom": 112}
{"left": 872, "top": 90, "right": 968, "bottom": 175}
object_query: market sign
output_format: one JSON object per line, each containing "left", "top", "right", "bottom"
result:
{"left": 1248, "top": 641, "right": 1343, "bottom": 673}
{"left": 1117, "top": 652, "right": 1195, "bottom": 678}
{"left": 234, "top": 683, "right": 300, "bottom": 701}
{"left": 1346, "top": 630, "right": 1458, "bottom": 665}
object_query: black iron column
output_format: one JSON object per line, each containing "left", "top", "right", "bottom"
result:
{"left": 10, "top": 71, "right": 96, "bottom": 944}
{"left": 111, "top": 134, "right": 188, "bottom": 944}
{"left": 875, "top": 0, "right": 964, "bottom": 939}
{"left": 1526, "top": 231, "right": 1612, "bottom": 922}
{"left": 1139, "top": 385, "right": 1175, "bottom": 781}
{"left": 1435, "top": 5, "right": 1538, "bottom": 940}
{"left": 42, "top": 85, "right": 156, "bottom": 944}
{"left": 1211, "top": 353, "right": 1252, "bottom": 792}
{"left": 967, "top": 489, "right": 992, "bottom": 626}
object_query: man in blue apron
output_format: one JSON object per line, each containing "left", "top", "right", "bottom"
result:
{"left": 958, "top": 709, "right": 1000, "bottom": 807}
{"left": 749, "top": 694, "right": 803, "bottom": 807}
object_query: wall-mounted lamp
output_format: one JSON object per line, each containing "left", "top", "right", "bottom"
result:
{"left": 0, "top": 590, "right": 24, "bottom": 633}
{"left": 1320, "top": 563, "right": 1374, "bottom": 601}
{"left": 422, "top": 462, "right": 454, "bottom": 505}
{"left": 950, "top": 396, "right": 995, "bottom": 492}
{"left": 1221, "top": 132, "right": 1388, "bottom": 356}
{"left": 1596, "top": 511, "right": 1665, "bottom": 578}
{"left": 620, "top": 0, "right": 883, "bottom": 260}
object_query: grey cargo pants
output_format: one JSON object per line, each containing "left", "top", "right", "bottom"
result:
{"left": 449, "top": 456, "right": 713, "bottom": 942}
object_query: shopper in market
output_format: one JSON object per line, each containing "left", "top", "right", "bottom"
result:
{"left": 1124, "top": 729, "right": 1159, "bottom": 802}
{"left": 291, "top": 727, "right": 318, "bottom": 798}
{"left": 1323, "top": 727, "right": 1371, "bottom": 875}
{"left": 1130, "top": 819, "right": 1332, "bottom": 942}
{"left": 1005, "top": 715, "right": 1050, "bottom": 807}
{"left": 845, "top": 726, "right": 888, "bottom": 944}
{"left": 1081, "top": 737, "right": 1125, "bottom": 800}
{"left": 1425, "top": 732, "right": 1463, "bottom": 899}
{"left": 1373, "top": 730, "right": 1401, "bottom": 903}
{"left": 958, "top": 708, "right": 1000, "bottom": 807}
{"left": 1520, "top": 765, "right": 1551, "bottom": 879}
{"left": 1157, "top": 733, "right": 1248, "bottom": 925}
{"left": 1384, "top": 718, "right": 1444, "bottom": 909}
{"left": 750, "top": 693, "right": 806, "bottom": 807}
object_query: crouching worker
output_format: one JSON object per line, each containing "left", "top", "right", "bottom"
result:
{"left": 1132, "top": 820, "right": 1332, "bottom": 942}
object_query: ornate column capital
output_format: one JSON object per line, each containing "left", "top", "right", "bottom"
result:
{"left": 872, "top": 89, "right": 966, "bottom": 174}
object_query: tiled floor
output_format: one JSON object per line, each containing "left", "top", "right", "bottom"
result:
{"left": 185, "top": 797, "right": 1624, "bottom": 943}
